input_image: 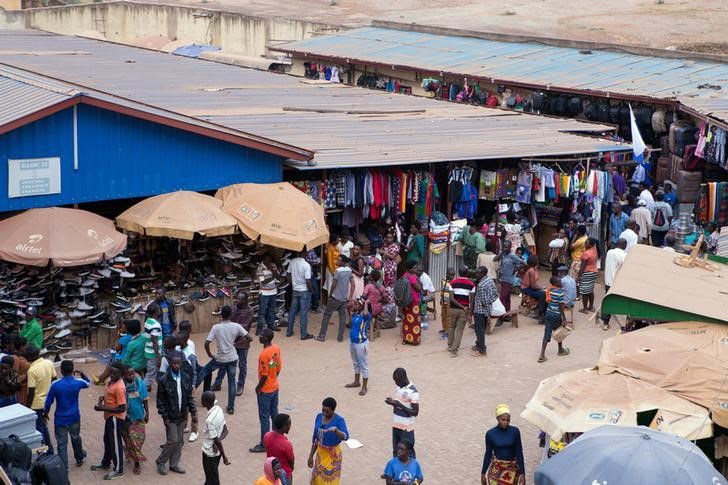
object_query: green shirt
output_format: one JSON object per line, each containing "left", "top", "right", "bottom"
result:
{"left": 20, "top": 318, "right": 42, "bottom": 350}
{"left": 122, "top": 334, "right": 147, "bottom": 371}
{"left": 406, "top": 234, "right": 426, "bottom": 263}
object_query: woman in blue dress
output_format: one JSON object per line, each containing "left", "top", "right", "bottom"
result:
{"left": 308, "top": 397, "right": 349, "bottom": 484}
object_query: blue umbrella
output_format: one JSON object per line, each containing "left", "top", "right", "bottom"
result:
{"left": 535, "top": 425, "right": 726, "bottom": 485}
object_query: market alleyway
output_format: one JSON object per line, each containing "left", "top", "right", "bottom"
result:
{"left": 67, "top": 286, "right": 611, "bottom": 484}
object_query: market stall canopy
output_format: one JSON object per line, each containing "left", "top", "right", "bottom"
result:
{"left": 0, "top": 207, "right": 127, "bottom": 267}
{"left": 217, "top": 183, "right": 328, "bottom": 251}
{"left": 601, "top": 244, "right": 728, "bottom": 324}
{"left": 521, "top": 368, "right": 712, "bottom": 442}
{"left": 116, "top": 191, "right": 238, "bottom": 240}
{"left": 597, "top": 321, "right": 728, "bottom": 428}
{"left": 534, "top": 426, "right": 726, "bottom": 485}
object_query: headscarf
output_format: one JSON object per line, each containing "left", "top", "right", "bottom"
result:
{"left": 495, "top": 404, "right": 510, "bottom": 417}
{"left": 263, "top": 457, "right": 282, "bottom": 485}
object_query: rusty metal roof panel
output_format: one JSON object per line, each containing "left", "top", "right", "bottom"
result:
{"left": 0, "top": 29, "right": 631, "bottom": 170}
{"left": 0, "top": 69, "right": 76, "bottom": 129}
{"left": 277, "top": 27, "right": 728, "bottom": 100}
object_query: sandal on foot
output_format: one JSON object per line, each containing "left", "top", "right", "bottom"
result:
{"left": 537, "top": 356, "right": 547, "bottom": 363}
{"left": 558, "top": 348, "right": 570, "bottom": 356}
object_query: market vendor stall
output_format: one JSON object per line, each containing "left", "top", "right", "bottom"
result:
{"left": 601, "top": 244, "right": 728, "bottom": 324}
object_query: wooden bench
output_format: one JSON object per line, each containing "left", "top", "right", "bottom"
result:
{"left": 487, "top": 310, "right": 519, "bottom": 334}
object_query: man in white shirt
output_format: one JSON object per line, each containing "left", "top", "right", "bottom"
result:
{"left": 197, "top": 307, "right": 250, "bottom": 415}
{"left": 630, "top": 164, "right": 646, "bottom": 195}
{"left": 200, "top": 391, "right": 229, "bottom": 485}
{"left": 638, "top": 182, "right": 655, "bottom": 211}
{"left": 601, "top": 239, "right": 627, "bottom": 330}
{"left": 619, "top": 220, "right": 639, "bottom": 253}
{"left": 417, "top": 269, "right": 436, "bottom": 303}
{"left": 286, "top": 250, "right": 314, "bottom": 340}
{"left": 336, "top": 234, "right": 354, "bottom": 259}
{"left": 385, "top": 368, "right": 420, "bottom": 458}
{"left": 630, "top": 199, "right": 653, "bottom": 244}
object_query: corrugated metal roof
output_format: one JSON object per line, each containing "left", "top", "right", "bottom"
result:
{"left": 679, "top": 97, "right": 728, "bottom": 126}
{"left": 0, "top": 29, "right": 631, "bottom": 169}
{"left": 276, "top": 27, "right": 728, "bottom": 103}
{"left": 0, "top": 68, "right": 77, "bottom": 128}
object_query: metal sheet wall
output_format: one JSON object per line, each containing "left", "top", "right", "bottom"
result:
{"left": 0, "top": 105, "right": 284, "bottom": 212}
{"left": 427, "top": 242, "right": 462, "bottom": 292}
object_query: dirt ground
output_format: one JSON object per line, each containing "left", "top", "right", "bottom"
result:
{"left": 136, "top": 0, "right": 728, "bottom": 54}
{"left": 61, "top": 279, "right": 616, "bottom": 484}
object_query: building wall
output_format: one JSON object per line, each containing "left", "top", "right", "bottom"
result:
{"left": 0, "top": 104, "right": 283, "bottom": 212}
{"left": 7, "top": 1, "right": 338, "bottom": 57}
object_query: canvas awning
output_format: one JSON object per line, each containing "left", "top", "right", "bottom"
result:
{"left": 601, "top": 245, "right": 728, "bottom": 324}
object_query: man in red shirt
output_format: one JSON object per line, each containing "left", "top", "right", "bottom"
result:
{"left": 264, "top": 413, "right": 294, "bottom": 484}
{"left": 445, "top": 266, "right": 475, "bottom": 358}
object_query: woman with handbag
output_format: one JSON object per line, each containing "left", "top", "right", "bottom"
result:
{"left": 538, "top": 275, "right": 570, "bottom": 363}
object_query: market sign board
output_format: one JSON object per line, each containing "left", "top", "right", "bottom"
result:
{"left": 8, "top": 157, "right": 61, "bottom": 198}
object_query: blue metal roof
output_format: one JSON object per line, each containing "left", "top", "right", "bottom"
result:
{"left": 172, "top": 43, "right": 221, "bottom": 58}
{"left": 277, "top": 27, "right": 728, "bottom": 103}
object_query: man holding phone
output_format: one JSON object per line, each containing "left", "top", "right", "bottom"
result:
{"left": 44, "top": 360, "right": 90, "bottom": 470}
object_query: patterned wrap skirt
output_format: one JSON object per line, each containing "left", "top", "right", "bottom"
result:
{"left": 311, "top": 443, "right": 342, "bottom": 484}
{"left": 579, "top": 271, "right": 597, "bottom": 295}
{"left": 402, "top": 303, "right": 422, "bottom": 345}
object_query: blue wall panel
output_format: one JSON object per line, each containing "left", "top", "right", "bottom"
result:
{"left": 0, "top": 104, "right": 283, "bottom": 212}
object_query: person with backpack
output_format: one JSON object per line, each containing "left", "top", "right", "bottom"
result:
{"left": 315, "top": 255, "right": 354, "bottom": 343}
{"left": 651, "top": 192, "right": 673, "bottom": 247}
{"left": 395, "top": 260, "right": 422, "bottom": 346}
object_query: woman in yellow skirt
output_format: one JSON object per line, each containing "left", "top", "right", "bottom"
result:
{"left": 308, "top": 397, "right": 350, "bottom": 484}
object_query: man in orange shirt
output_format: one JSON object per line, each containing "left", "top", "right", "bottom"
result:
{"left": 249, "top": 328, "right": 282, "bottom": 453}
{"left": 90, "top": 362, "right": 127, "bottom": 480}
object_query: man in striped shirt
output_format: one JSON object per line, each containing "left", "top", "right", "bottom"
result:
{"left": 538, "top": 276, "right": 570, "bottom": 363}
{"left": 445, "top": 266, "right": 475, "bottom": 358}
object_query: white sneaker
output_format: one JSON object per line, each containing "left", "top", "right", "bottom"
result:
{"left": 188, "top": 432, "right": 198, "bottom": 442}
{"left": 120, "top": 270, "right": 135, "bottom": 278}
{"left": 69, "top": 310, "right": 87, "bottom": 318}
{"left": 77, "top": 301, "right": 93, "bottom": 311}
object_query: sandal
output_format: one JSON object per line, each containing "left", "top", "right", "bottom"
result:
{"left": 537, "top": 356, "right": 547, "bottom": 363}
{"left": 602, "top": 324, "right": 610, "bottom": 331}
{"left": 558, "top": 348, "right": 570, "bottom": 356}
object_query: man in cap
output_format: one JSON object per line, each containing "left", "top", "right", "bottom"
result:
{"left": 630, "top": 199, "right": 652, "bottom": 244}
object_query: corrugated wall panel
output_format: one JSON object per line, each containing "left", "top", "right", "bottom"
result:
{"left": 0, "top": 105, "right": 284, "bottom": 212}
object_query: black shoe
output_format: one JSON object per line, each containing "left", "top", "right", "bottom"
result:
{"left": 301, "top": 334, "right": 313, "bottom": 341}
{"left": 76, "top": 450, "right": 87, "bottom": 467}
{"left": 495, "top": 320, "right": 504, "bottom": 327}
{"left": 249, "top": 444, "right": 266, "bottom": 453}
{"left": 227, "top": 407, "right": 234, "bottom": 415}
{"left": 211, "top": 384, "right": 222, "bottom": 392}
{"left": 286, "top": 332, "right": 294, "bottom": 337}
{"left": 271, "top": 327, "right": 281, "bottom": 332}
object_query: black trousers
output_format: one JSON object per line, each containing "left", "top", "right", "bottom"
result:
{"left": 102, "top": 416, "right": 124, "bottom": 473}
{"left": 202, "top": 453, "right": 221, "bottom": 485}
{"left": 392, "top": 427, "right": 416, "bottom": 458}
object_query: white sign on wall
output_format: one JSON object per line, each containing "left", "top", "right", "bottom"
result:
{"left": 8, "top": 157, "right": 61, "bottom": 198}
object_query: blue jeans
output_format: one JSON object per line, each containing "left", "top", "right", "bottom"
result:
{"left": 287, "top": 290, "right": 311, "bottom": 337}
{"left": 198, "top": 358, "right": 238, "bottom": 411}
{"left": 55, "top": 420, "right": 84, "bottom": 469}
{"left": 214, "top": 348, "right": 248, "bottom": 390}
{"left": 34, "top": 409, "right": 53, "bottom": 454}
{"left": 310, "top": 275, "right": 320, "bottom": 310}
{"left": 256, "top": 390, "right": 279, "bottom": 444}
{"left": 257, "top": 294, "right": 278, "bottom": 333}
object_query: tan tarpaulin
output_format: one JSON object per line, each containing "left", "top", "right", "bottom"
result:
{"left": 604, "top": 244, "right": 728, "bottom": 323}
{"left": 116, "top": 191, "right": 238, "bottom": 240}
{"left": 521, "top": 368, "right": 712, "bottom": 442}
{"left": 0, "top": 207, "right": 127, "bottom": 267}
{"left": 597, "top": 321, "right": 728, "bottom": 428}
{"left": 217, "top": 182, "right": 329, "bottom": 251}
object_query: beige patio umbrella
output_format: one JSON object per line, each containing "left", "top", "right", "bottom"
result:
{"left": 596, "top": 321, "right": 728, "bottom": 428}
{"left": 116, "top": 191, "right": 238, "bottom": 240}
{"left": 217, "top": 182, "right": 329, "bottom": 251}
{"left": 521, "top": 368, "right": 712, "bottom": 442}
{"left": 0, "top": 207, "right": 127, "bottom": 267}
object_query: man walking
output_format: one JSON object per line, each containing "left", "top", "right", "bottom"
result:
{"left": 446, "top": 266, "right": 475, "bottom": 358}
{"left": 213, "top": 293, "right": 253, "bottom": 396}
{"left": 142, "top": 303, "right": 163, "bottom": 392}
{"left": 286, "top": 250, "right": 314, "bottom": 340}
{"left": 630, "top": 199, "right": 653, "bottom": 244}
{"left": 619, "top": 220, "right": 639, "bottom": 252}
{"left": 315, "top": 255, "right": 353, "bottom": 343}
{"left": 651, "top": 192, "right": 673, "bottom": 247}
{"left": 26, "top": 344, "right": 56, "bottom": 453}
{"left": 385, "top": 368, "right": 419, "bottom": 457}
{"left": 256, "top": 253, "right": 281, "bottom": 334}
{"left": 155, "top": 288, "right": 177, "bottom": 337}
{"left": 44, "top": 360, "right": 90, "bottom": 469}
{"left": 90, "top": 362, "right": 126, "bottom": 480}
{"left": 264, "top": 414, "right": 294, "bottom": 485}
{"left": 157, "top": 351, "right": 197, "bottom": 475}
{"left": 201, "top": 391, "right": 229, "bottom": 485}
{"left": 250, "top": 329, "right": 282, "bottom": 453}
{"left": 470, "top": 266, "right": 499, "bottom": 357}
{"left": 197, "top": 306, "right": 250, "bottom": 415}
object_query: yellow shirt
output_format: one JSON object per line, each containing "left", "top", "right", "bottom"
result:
{"left": 27, "top": 358, "right": 56, "bottom": 409}
{"left": 570, "top": 236, "right": 587, "bottom": 262}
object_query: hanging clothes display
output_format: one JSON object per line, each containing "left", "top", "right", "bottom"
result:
{"left": 479, "top": 170, "right": 497, "bottom": 200}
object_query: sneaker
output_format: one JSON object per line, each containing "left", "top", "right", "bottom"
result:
{"left": 69, "top": 310, "right": 87, "bottom": 318}
{"left": 103, "top": 471, "right": 124, "bottom": 480}
{"left": 77, "top": 301, "right": 93, "bottom": 311}
{"left": 226, "top": 407, "right": 234, "bottom": 415}
{"left": 169, "top": 466, "right": 186, "bottom": 474}
{"left": 188, "top": 431, "right": 199, "bottom": 442}
{"left": 90, "top": 463, "right": 110, "bottom": 471}
{"left": 449, "top": 350, "right": 458, "bottom": 358}
{"left": 249, "top": 444, "right": 266, "bottom": 453}
{"left": 75, "top": 450, "right": 87, "bottom": 466}
{"left": 301, "top": 334, "right": 314, "bottom": 341}
{"left": 156, "top": 461, "right": 167, "bottom": 475}
{"left": 119, "top": 271, "right": 135, "bottom": 278}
